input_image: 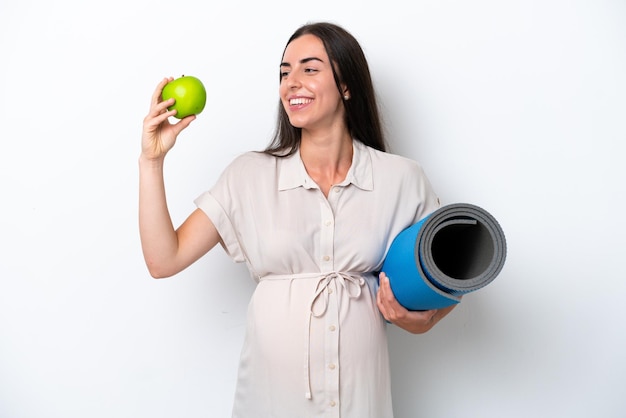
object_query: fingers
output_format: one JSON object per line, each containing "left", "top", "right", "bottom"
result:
{"left": 377, "top": 272, "right": 439, "bottom": 333}
{"left": 140, "top": 78, "right": 198, "bottom": 160}
{"left": 144, "top": 103, "right": 172, "bottom": 126}
{"left": 377, "top": 272, "right": 401, "bottom": 321}
{"left": 146, "top": 78, "right": 176, "bottom": 123}
{"left": 150, "top": 77, "right": 173, "bottom": 107}
{"left": 142, "top": 103, "right": 174, "bottom": 139}
{"left": 143, "top": 78, "right": 177, "bottom": 131}
{"left": 148, "top": 97, "right": 175, "bottom": 121}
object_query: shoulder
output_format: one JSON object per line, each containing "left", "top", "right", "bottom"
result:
{"left": 212, "top": 151, "right": 277, "bottom": 192}
{"left": 219, "top": 151, "right": 277, "bottom": 178}
{"left": 359, "top": 143, "right": 435, "bottom": 200}
{"left": 227, "top": 151, "right": 276, "bottom": 168}
{"left": 365, "top": 144, "right": 427, "bottom": 177}
{"left": 361, "top": 144, "right": 440, "bottom": 221}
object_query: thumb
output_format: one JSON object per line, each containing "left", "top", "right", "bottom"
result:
{"left": 172, "top": 114, "right": 196, "bottom": 136}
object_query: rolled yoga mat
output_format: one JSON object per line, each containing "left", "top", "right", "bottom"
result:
{"left": 381, "top": 203, "right": 507, "bottom": 310}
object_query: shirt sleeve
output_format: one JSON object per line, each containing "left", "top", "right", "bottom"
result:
{"left": 410, "top": 162, "right": 441, "bottom": 224}
{"left": 194, "top": 188, "right": 246, "bottom": 263}
{"left": 194, "top": 154, "right": 258, "bottom": 264}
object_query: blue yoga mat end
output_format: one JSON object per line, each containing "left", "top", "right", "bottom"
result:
{"left": 381, "top": 203, "right": 507, "bottom": 311}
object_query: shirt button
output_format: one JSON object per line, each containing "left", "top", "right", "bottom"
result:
{"left": 334, "top": 188, "right": 340, "bottom": 193}
{"left": 329, "top": 325, "right": 336, "bottom": 331}
{"left": 329, "top": 363, "right": 336, "bottom": 370}
{"left": 330, "top": 401, "right": 337, "bottom": 407}
{"left": 324, "top": 220, "right": 332, "bottom": 226}
{"left": 323, "top": 255, "right": 330, "bottom": 261}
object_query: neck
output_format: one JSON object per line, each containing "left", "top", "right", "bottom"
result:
{"left": 300, "top": 131, "right": 353, "bottom": 196}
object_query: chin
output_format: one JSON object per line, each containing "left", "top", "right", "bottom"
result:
{"left": 287, "top": 117, "right": 306, "bottom": 129}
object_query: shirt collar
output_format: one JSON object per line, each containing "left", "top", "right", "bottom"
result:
{"left": 278, "top": 140, "right": 374, "bottom": 191}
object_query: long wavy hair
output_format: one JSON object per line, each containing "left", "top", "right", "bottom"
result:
{"left": 263, "top": 22, "right": 387, "bottom": 157}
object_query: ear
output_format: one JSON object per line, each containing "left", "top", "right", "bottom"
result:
{"left": 342, "top": 85, "right": 350, "bottom": 101}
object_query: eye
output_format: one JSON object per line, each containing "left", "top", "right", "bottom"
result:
{"left": 304, "top": 67, "right": 319, "bottom": 74}
{"left": 280, "top": 71, "right": 289, "bottom": 78}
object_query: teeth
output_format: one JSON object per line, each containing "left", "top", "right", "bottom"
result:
{"left": 290, "top": 98, "right": 312, "bottom": 105}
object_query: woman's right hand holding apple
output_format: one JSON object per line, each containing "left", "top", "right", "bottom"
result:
{"left": 139, "top": 77, "right": 218, "bottom": 280}
{"left": 141, "top": 77, "right": 196, "bottom": 162}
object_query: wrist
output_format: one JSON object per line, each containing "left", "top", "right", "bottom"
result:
{"left": 139, "top": 153, "right": 165, "bottom": 169}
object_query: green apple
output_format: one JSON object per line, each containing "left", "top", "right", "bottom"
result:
{"left": 161, "top": 75, "right": 207, "bottom": 119}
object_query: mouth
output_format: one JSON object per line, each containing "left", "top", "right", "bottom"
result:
{"left": 289, "top": 97, "right": 313, "bottom": 106}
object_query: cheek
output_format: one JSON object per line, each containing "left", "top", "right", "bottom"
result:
{"left": 278, "top": 83, "right": 289, "bottom": 108}
{"left": 278, "top": 80, "right": 286, "bottom": 96}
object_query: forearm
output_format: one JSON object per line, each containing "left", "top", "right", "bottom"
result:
{"left": 138, "top": 155, "right": 179, "bottom": 277}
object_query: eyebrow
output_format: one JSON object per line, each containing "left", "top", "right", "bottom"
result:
{"left": 280, "top": 56, "right": 324, "bottom": 68}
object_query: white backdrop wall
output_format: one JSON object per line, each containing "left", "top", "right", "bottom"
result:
{"left": 1, "top": 0, "right": 625, "bottom": 417}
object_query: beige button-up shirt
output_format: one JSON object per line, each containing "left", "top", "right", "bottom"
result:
{"left": 195, "top": 140, "right": 439, "bottom": 418}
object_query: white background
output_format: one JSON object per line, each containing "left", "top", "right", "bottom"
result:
{"left": 1, "top": 0, "right": 625, "bottom": 417}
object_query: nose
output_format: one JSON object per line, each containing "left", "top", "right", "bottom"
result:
{"left": 285, "top": 71, "right": 302, "bottom": 89}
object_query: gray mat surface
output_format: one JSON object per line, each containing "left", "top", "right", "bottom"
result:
{"left": 382, "top": 203, "right": 507, "bottom": 310}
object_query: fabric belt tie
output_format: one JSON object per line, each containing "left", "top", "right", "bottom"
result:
{"left": 258, "top": 271, "right": 365, "bottom": 400}
{"left": 305, "top": 272, "right": 364, "bottom": 399}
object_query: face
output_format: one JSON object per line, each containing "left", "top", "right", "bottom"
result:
{"left": 279, "top": 34, "right": 347, "bottom": 132}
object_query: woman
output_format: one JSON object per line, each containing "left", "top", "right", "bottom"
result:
{"left": 140, "top": 22, "right": 456, "bottom": 418}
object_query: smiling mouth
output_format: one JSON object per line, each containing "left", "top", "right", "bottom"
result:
{"left": 289, "top": 98, "right": 313, "bottom": 106}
